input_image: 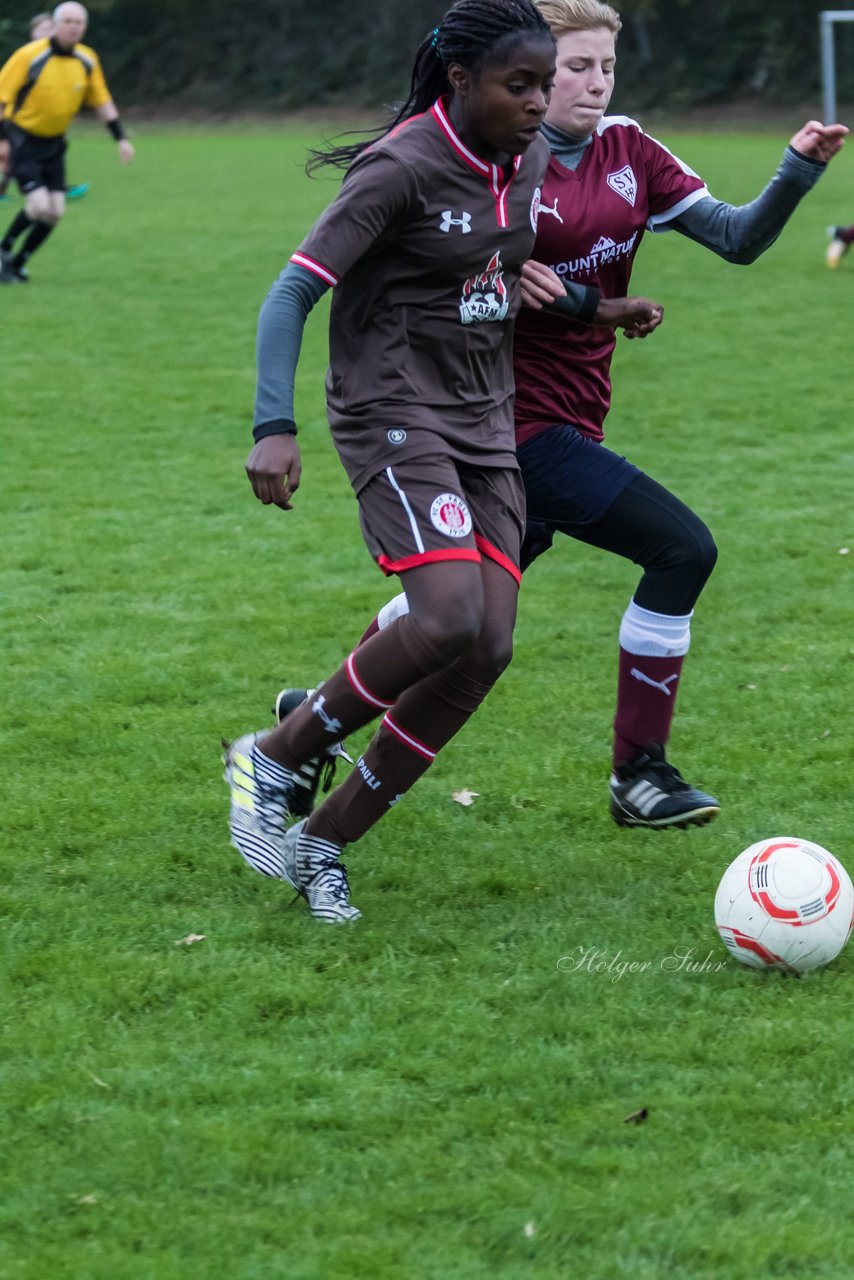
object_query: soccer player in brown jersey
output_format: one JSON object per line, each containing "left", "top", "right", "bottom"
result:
{"left": 224, "top": 0, "right": 560, "bottom": 922}
{"left": 341, "top": 0, "right": 847, "bottom": 832}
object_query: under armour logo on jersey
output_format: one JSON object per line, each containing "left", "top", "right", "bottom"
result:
{"left": 439, "top": 210, "right": 472, "bottom": 233}
{"left": 607, "top": 165, "right": 638, "bottom": 207}
{"left": 538, "top": 196, "right": 564, "bottom": 223}
{"left": 631, "top": 668, "right": 679, "bottom": 696}
{"left": 311, "top": 693, "right": 342, "bottom": 735}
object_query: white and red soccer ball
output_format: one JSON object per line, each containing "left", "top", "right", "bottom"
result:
{"left": 715, "top": 837, "right": 854, "bottom": 973}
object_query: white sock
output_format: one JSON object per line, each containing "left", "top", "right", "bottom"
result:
{"left": 619, "top": 598, "right": 692, "bottom": 658}
{"left": 378, "top": 592, "right": 410, "bottom": 631}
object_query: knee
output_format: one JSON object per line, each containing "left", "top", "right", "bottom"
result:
{"left": 664, "top": 519, "right": 717, "bottom": 588}
{"left": 409, "top": 595, "right": 484, "bottom": 664}
{"left": 26, "top": 201, "right": 59, "bottom": 226}
{"left": 476, "top": 631, "right": 514, "bottom": 683}
{"left": 687, "top": 521, "right": 718, "bottom": 583}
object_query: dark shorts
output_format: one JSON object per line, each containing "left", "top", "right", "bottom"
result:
{"left": 9, "top": 125, "right": 67, "bottom": 194}
{"left": 358, "top": 459, "right": 525, "bottom": 585}
{"left": 517, "top": 423, "right": 641, "bottom": 567}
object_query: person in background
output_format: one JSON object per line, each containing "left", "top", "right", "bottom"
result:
{"left": 26, "top": 13, "right": 89, "bottom": 198}
{"left": 826, "top": 222, "right": 854, "bottom": 267}
{"left": 0, "top": 13, "right": 53, "bottom": 199}
{"left": 0, "top": 2, "right": 132, "bottom": 283}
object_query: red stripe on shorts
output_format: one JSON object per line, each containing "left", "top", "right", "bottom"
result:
{"left": 376, "top": 548, "right": 482, "bottom": 576}
{"left": 474, "top": 535, "right": 521, "bottom": 585}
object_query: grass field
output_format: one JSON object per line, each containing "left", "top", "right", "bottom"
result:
{"left": 2, "top": 122, "right": 853, "bottom": 1279}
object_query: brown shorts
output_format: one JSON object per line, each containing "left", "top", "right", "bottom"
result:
{"left": 358, "top": 459, "right": 525, "bottom": 584}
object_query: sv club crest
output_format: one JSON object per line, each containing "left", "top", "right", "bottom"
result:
{"left": 606, "top": 165, "right": 638, "bottom": 207}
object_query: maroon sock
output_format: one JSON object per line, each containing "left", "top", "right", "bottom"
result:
{"left": 613, "top": 648, "right": 685, "bottom": 770}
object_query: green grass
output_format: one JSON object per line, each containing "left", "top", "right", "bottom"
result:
{"left": 2, "top": 123, "right": 853, "bottom": 1279}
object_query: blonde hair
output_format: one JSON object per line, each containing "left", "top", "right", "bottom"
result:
{"left": 536, "top": 0, "right": 621, "bottom": 38}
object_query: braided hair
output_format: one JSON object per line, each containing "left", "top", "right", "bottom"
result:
{"left": 307, "top": 0, "right": 553, "bottom": 172}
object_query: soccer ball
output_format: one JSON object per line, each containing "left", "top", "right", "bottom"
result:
{"left": 714, "top": 837, "right": 854, "bottom": 973}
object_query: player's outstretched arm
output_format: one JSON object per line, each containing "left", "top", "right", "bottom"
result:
{"left": 671, "top": 123, "right": 849, "bottom": 265}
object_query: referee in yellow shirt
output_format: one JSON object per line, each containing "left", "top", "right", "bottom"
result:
{"left": 0, "top": 2, "right": 134, "bottom": 283}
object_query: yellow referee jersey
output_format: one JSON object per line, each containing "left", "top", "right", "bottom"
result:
{"left": 0, "top": 38, "right": 112, "bottom": 138}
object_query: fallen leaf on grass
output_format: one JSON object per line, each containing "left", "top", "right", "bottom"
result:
{"left": 452, "top": 789, "right": 480, "bottom": 807}
{"left": 175, "top": 933, "right": 206, "bottom": 947}
{"left": 81, "top": 1068, "right": 109, "bottom": 1089}
{"left": 623, "top": 1107, "right": 649, "bottom": 1124}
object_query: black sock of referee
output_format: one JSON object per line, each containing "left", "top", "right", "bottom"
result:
{"left": 1, "top": 211, "right": 32, "bottom": 252}
{"left": 14, "top": 220, "right": 55, "bottom": 268}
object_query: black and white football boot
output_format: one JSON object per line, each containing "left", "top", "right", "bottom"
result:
{"left": 609, "top": 743, "right": 720, "bottom": 830}
{"left": 272, "top": 687, "right": 352, "bottom": 818}
{"left": 281, "top": 818, "right": 361, "bottom": 923}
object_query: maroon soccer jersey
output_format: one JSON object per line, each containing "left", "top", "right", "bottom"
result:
{"left": 292, "top": 99, "right": 550, "bottom": 493}
{"left": 513, "top": 116, "right": 708, "bottom": 444}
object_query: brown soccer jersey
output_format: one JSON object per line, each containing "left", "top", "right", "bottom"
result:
{"left": 292, "top": 98, "right": 550, "bottom": 493}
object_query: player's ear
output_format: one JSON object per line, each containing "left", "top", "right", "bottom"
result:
{"left": 447, "top": 62, "right": 473, "bottom": 99}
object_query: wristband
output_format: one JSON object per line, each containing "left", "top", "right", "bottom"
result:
{"left": 253, "top": 419, "right": 297, "bottom": 443}
{"left": 107, "top": 118, "right": 127, "bottom": 142}
{"left": 575, "top": 284, "right": 601, "bottom": 324}
{"left": 545, "top": 282, "right": 600, "bottom": 323}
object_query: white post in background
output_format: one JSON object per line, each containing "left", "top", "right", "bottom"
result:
{"left": 820, "top": 11, "right": 854, "bottom": 123}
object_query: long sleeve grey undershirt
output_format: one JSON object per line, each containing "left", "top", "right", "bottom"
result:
{"left": 254, "top": 264, "right": 329, "bottom": 436}
{"left": 540, "top": 119, "right": 826, "bottom": 264}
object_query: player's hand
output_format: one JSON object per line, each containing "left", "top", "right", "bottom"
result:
{"left": 594, "top": 296, "right": 664, "bottom": 339}
{"left": 117, "top": 139, "right": 135, "bottom": 164}
{"left": 789, "top": 121, "right": 848, "bottom": 163}
{"left": 245, "top": 434, "right": 301, "bottom": 510}
{"left": 520, "top": 259, "right": 566, "bottom": 310}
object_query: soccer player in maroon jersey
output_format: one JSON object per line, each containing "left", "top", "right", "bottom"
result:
{"left": 224, "top": 0, "right": 560, "bottom": 923}
{"left": 515, "top": 0, "right": 845, "bottom": 827}
{"left": 348, "top": 0, "right": 847, "bottom": 832}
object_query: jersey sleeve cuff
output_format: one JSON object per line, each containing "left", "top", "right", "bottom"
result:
{"left": 252, "top": 419, "right": 297, "bottom": 442}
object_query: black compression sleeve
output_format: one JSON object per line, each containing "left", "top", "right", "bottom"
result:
{"left": 543, "top": 281, "right": 600, "bottom": 323}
